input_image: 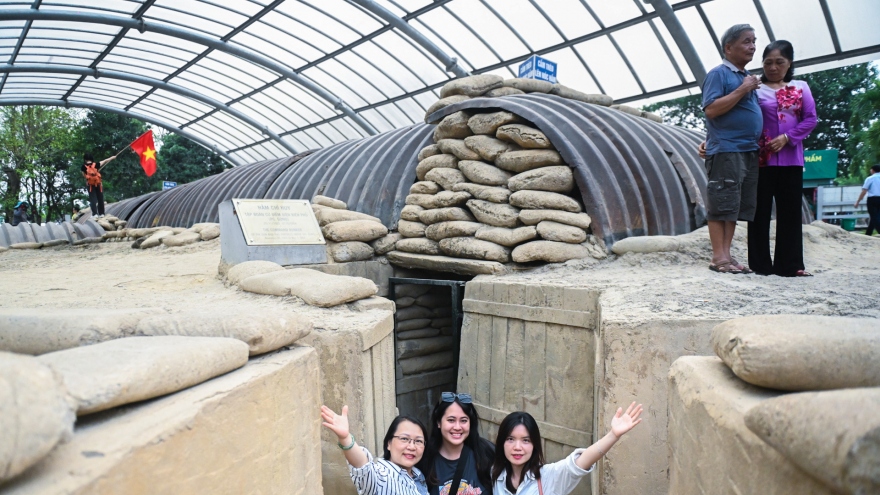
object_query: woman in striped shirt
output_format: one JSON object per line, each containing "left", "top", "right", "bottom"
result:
{"left": 322, "top": 404, "right": 430, "bottom": 495}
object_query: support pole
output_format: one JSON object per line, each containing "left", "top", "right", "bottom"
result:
{"left": 645, "top": 0, "right": 707, "bottom": 86}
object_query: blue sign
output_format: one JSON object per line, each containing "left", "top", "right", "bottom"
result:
{"left": 518, "top": 55, "right": 557, "bottom": 83}
{"left": 162, "top": 181, "right": 177, "bottom": 190}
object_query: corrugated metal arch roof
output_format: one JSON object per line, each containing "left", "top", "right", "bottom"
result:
{"left": 1, "top": 0, "right": 877, "bottom": 164}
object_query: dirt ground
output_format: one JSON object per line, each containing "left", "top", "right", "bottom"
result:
{"left": 0, "top": 238, "right": 387, "bottom": 332}
{"left": 1, "top": 222, "right": 878, "bottom": 323}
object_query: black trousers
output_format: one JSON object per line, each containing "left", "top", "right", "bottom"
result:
{"left": 867, "top": 196, "right": 880, "bottom": 236}
{"left": 748, "top": 166, "right": 805, "bottom": 276}
{"left": 88, "top": 186, "right": 105, "bottom": 216}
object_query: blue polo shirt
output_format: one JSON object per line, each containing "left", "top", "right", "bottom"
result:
{"left": 702, "top": 60, "right": 762, "bottom": 154}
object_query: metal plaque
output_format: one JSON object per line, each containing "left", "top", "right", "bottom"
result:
{"left": 232, "top": 199, "right": 325, "bottom": 246}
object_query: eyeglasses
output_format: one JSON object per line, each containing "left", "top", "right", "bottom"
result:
{"left": 393, "top": 436, "right": 425, "bottom": 447}
{"left": 441, "top": 392, "right": 473, "bottom": 404}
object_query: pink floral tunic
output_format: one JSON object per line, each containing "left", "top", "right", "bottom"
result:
{"left": 756, "top": 80, "right": 818, "bottom": 167}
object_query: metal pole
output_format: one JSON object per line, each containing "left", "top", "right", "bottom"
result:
{"left": 644, "top": 0, "right": 707, "bottom": 86}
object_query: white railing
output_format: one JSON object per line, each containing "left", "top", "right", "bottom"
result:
{"left": 816, "top": 185, "right": 869, "bottom": 225}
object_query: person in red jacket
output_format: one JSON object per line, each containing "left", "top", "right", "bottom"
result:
{"left": 81, "top": 153, "right": 116, "bottom": 218}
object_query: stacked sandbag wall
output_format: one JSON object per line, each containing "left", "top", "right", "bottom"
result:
{"left": 393, "top": 283, "right": 457, "bottom": 422}
{"left": 424, "top": 84, "right": 708, "bottom": 248}
{"left": 309, "top": 195, "right": 397, "bottom": 263}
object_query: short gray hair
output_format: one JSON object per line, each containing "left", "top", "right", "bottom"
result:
{"left": 720, "top": 24, "right": 755, "bottom": 57}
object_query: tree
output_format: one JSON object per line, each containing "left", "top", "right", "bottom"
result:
{"left": 73, "top": 110, "right": 155, "bottom": 203}
{"left": 642, "top": 63, "right": 879, "bottom": 178}
{"left": 156, "top": 132, "right": 229, "bottom": 185}
{"left": 799, "top": 63, "right": 878, "bottom": 176}
{"left": 643, "top": 94, "right": 705, "bottom": 132}
{"left": 847, "top": 77, "right": 880, "bottom": 180}
{"left": 0, "top": 106, "right": 79, "bottom": 223}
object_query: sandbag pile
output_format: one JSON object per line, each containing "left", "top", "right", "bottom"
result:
{"left": 423, "top": 74, "right": 661, "bottom": 124}
{"left": 311, "top": 194, "right": 397, "bottom": 263}
{"left": 388, "top": 80, "right": 608, "bottom": 275}
{"left": 93, "top": 214, "right": 127, "bottom": 233}
{"left": 610, "top": 104, "right": 663, "bottom": 123}
{"left": 709, "top": 315, "right": 880, "bottom": 495}
{"left": 224, "top": 259, "right": 381, "bottom": 308}
{"left": 122, "top": 222, "right": 221, "bottom": 249}
{"left": 393, "top": 284, "right": 456, "bottom": 376}
{"left": 0, "top": 304, "right": 315, "bottom": 484}
{"left": 424, "top": 74, "right": 613, "bottom": 122}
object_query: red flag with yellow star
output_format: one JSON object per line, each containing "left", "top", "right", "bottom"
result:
{"left": 130, "top": 130, "right": 157, "bottom": 177}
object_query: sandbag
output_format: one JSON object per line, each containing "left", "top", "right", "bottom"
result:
{"left": 712, "top": 315, "right": 880, "bottom": 391}
{"left": 745, "top": 388, "right": 880, "bottom": 495}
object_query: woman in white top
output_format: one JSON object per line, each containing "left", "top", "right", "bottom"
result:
{"left": 322, "top": 405, "right": 430, "bottom": 495}
{"left": 491, "top": 402, "right": 643, "bottom": 494}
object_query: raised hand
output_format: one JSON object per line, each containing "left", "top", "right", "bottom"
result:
{"left": 321, "top": 405, "right": 351, "bottom": 441}
{"left": 610, "top": 402, "right": 643, "bottom": 438}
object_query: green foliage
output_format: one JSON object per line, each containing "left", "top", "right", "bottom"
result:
{"left": 643, "top": 94, "right": 705, "bottom": 132}
{"left": 641, "top": 63, "right": 880, "bottom": 179}
{"left": 1, "top": 107, "right": 237, "bottom": 223}
{"left": 798, "top": 63, "right": 878, "bottom": 177}
{"left": 73, "top": 110, "right": 154, "bottom": 202}
{"left": 0, "top": 106, "right": 79, "bottom": 223}
{"left": 846, "top": 77, "right": 880, "bottom": 181}
{"left": 156, "top": 131, "right": 229, "bottom": 185}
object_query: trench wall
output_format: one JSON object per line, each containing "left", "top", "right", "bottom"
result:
{"left": 2, "top": 347, "right": 322, "bottom": 495}
{"left": 458, "top": 279, "right": 600, "bottom": 495}
{"left": 457, "top": 278, "right": 731, "bottom": 495}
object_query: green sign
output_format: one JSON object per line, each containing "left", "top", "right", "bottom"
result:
{"left": 803, "top": 149, "right": 838, "bottom": 181}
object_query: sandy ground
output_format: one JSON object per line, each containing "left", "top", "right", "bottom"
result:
{"left": 1, "top": 223, "right": 878, "bottom": 324}
{"left": 0, "top": 238, "right": 388, "bottom": 332}
{"left": 491, "top": 222, "right": 880, "bottom": 323}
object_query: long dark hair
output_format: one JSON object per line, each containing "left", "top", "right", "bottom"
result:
{"left": 421, "top": 397, "right": 495, "bottom": 490}
{"left": 491, "top": 412, "right": 545, "bottom": 490}
{"left": 761, "top": 40, "right": 795, "bottom": 83}
{"left": 382, "top": 415, "right": 428, "bottom": 462}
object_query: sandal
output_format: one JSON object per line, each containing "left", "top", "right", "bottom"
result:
{"left": 792, "top": 269, "right": 813, "bottom": 277}
{"left": 709, "top": 261, "right": 743, "bottom": 274}
{"left": 730, "top": 258, "right": 754, "bottom": 274}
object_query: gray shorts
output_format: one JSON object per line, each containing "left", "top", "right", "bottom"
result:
{"left": 704, "top": 151, "right": 758, "bottom": 222}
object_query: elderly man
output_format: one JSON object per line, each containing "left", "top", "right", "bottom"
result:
{"left": 701, "top": 24, "right": 762, "bottom": 274}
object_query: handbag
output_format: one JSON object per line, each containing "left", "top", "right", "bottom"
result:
{"left": 538, "top": 478, "right": 544, "bottom": 495}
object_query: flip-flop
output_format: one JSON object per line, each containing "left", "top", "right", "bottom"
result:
{"left": 792, "top": 270, "right": 813, "bottom": 277}
{"left": 730, "top": 258, "right": 754, "bottom": 274}
{"left": 709, "top": 261, "right": 742, "bottom": 274}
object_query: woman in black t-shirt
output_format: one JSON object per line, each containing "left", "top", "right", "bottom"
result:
{"left": 419, "top": 392, "right": 494, "bottom": 495}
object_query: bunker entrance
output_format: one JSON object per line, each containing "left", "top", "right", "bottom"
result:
{"left": 388, "top": 277, "right": 466, "bottom": 424}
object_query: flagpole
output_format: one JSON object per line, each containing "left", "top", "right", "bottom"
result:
{"left": 102, "top": 130, "right": 151, "bottom": 171}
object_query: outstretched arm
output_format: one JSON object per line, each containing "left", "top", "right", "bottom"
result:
{"left": 321, "top": 405, "right": 369, "bottom": 468}
{"left": 98, "top": 155, "right": 117, "bottom": 170}
{"left": 574, "top": 402, "right": 643, "bottom": 470}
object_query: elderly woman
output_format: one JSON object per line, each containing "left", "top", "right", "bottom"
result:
{"left": 749, "top": 40, "right": 817, "bottom": 276}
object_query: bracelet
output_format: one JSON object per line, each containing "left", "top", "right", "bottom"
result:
{"left": 338, "top": 434, "right": 355, "bottom": 450}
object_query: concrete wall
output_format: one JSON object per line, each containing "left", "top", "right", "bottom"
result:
{"left": 458, "top": 280, "right": 599, "bottom": 495}
{"left": 2, "top": 347, "right": 322, "bottom": 495}
{"left": 593, "top": 318, "right": 722, "bottom": 495}
{"left": 668, "top": 356, "right": 834, "bottom": 494}
{"left": 298, "top": 311, "right": 397, "bottom": 495}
